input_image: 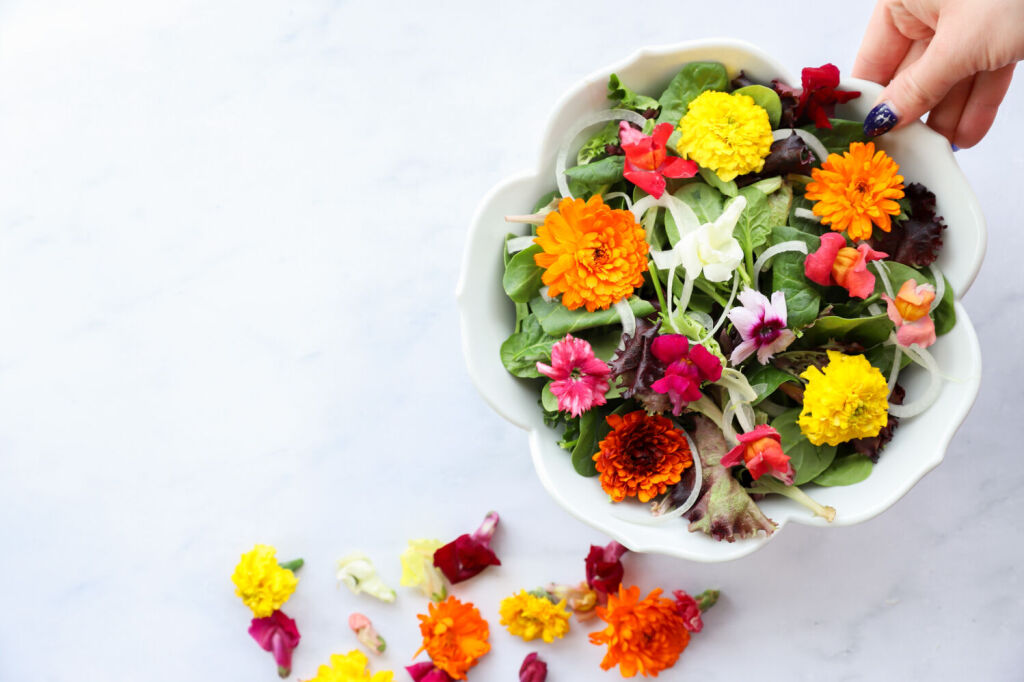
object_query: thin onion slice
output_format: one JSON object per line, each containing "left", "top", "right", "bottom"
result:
{"left": 872, "top": 260, "right": 895, "bottom": 298}
{"left": 615, "top": 431, "right": 704, "bottom": 525}
{"left": 662, "top": 192, "right": 701, "bottom": 237}
{"left": 753, "top": 240, "right": 808, "bottom": 282}
{"left": 887, "top": 343, "right": 903, "bottom": 395}
{"left": 929, "top": 263, "right": 945, "bottom": 312}
{"left": 773, "top": 128, "right": 831, "bottom": 165}
{"left": 631, "top": 194, "right": 659, "bottom": 223}
{"left": 690, "top": 311, "right": 714, "bottom": 331}
{"left": 506, "top": 236, "right": 537, "bottom": 254}
{"left": 614, "top": 298, "right": 637, "bottom": 345}
{"left": 701, "top": 272, "right": 740, "bottom": 343}
{"left": 887, "top": 343, "right": 942, "bottom": 418}
{"left": 793, "top": 207, "right": 820, "bottom": 223}
{"left": 556, "top": 109, "right": 647, "bottom": 199}
{"left": 603, "top": 191, "right": 633, "bottom": 210}
{"left": 539, "top": 286, "right": 554, "bottom": 303}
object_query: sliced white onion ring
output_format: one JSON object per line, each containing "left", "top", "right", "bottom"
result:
{"left": 690, "top": 311, "right": 714, "bottom": 331}
{"left": 794, "top": 207, "right": 820, "bottom": 223}
{"left": 614, "top": 431, "right": 704, "bottom": 525}
{"left": 662, "top": 192, "right": 701, "bottom": 238}
{"left": 887, "top": 343, "right": 942, "bottom": 418}
{"left": 773, "top": 128, "right": 831, "bottom": 165}
{"left": 556, "top": 109, "right": 648, "bottom": 199}
{"left": 614, "top": 298, "right": 637, "bottom": 347}
{"left": 539, "top": 286, "right": 554, "bottom": 303}
{"left": 602, "top": 191, "right": 634, "bottom": 210}
{"left": 701, "top": 272, "right": 740, "bottom": 343}
{"left": 753, "top": 240, "right": 809, "bottom": 283}
{"left": 506, "top": 236, "right": 537, "bottom": 254}
{"left": 887, "top": 344, "right": 903, "bottom": 395}
{"left": 872, "top": 260, "right": 896, "bottom": 298}
{"left": 631, "top": 194, "right": 659, "bottom": 223}
{"left": 929, "top": 263, "right": 945, "bottom": 312}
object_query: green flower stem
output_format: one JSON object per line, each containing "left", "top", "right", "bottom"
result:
{"left": 743, "top": 249, "right": 756, "bottom": 287}
{"left": 748, "top": 478, "right": 836, "bottom": 522}
{"left": 278, "top": 558, "right": 304, "bottom": 571}
{"left": 648, "top": 261, "right": 669, "bottom": 316}
{"left": 696, "top": 589, "right": 720, "bottom": 612}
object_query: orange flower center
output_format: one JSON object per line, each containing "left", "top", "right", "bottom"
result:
{"left": 831, "top": 247, "right": 861, "bottom": 287}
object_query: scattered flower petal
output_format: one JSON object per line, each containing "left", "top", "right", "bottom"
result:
{"left": 337, "top": 552, "right": 396, "bottom": 603}
{"left": 499, "top": 590, "right": 571, "bottom": 643}
{"left": 307, "top": 650, "right": 393, "bottom": 682}
{"left": 671, "top": 591, "right": 703, "bottom": 633}
{"left": 545, "top": 582, "right": 600, "bottom": 621}
{"left": 519, "top": 652, "right": 548, "bottom": 682}
{"left": 585, "top": 541, "right": 629, "bottom": 596}
{"left": 349, "top": 613, "right": 386, "bottom": 654}
{"left": 405, "top": 662, "right": 454, "bottom": 682}
{"left": 432, "top": 511, "right": 501, "bottom": 585}
{"left": 248, "top": 610, "right": 300, "bottom": 678}
{"left": 232, "top": 544, "right": 299, "bottom": 618}
{"left": 589, "top": 585, "right": 691, "bottom": 678}
{"left": 400, "top": 539, "right": 448, "bottom": 601}
{"left": 415, "top": 596, "right": 490, "bottom": 680}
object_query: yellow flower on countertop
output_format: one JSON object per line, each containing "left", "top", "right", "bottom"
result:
{"left": 231, "top": 544, "right": 298, "bottom": 618}
{"left": 306, "top": 650, "right": 393, "bottom": 682}
{"left": 499, "top": 590, "right": 571, "bottom": 643}
{"left": 798, "top": 351, "right": 890, "bottom": 446}
{"left": 400, "top": 538, "right": 447, "bottom": 601}
{"left": 675, "top": 90, "right": 773, "bottom": 182}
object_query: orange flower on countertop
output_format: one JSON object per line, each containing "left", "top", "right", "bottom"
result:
{"left": 414, "top": 596, "right": 490, "bottom": 680}
{"left": 533, "top": 195, "right": 648, "bottom": 312}
{"left": 589, "top": 585, "right": 691, "bottom": 678}
{"left": 806, "top": 141, "right": 904, "bottom": 241}
{"left": 593, "top": 411, "right": 692, "bottom": 503}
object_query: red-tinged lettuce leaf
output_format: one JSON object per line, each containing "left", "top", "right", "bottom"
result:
{"left": 684, "top": 416, "right": 777, "bottom": 542}
{"left": 736, "top": 133, "right": 814, "bottom": 186}
{"left": 869, "top": 183, "right": 946, "bottom": 266}
{"left": 608, "top": 318, "right": 663, "bottom": 399}
{"left": 849, "top": 384, "right": 904, "bottom": 462}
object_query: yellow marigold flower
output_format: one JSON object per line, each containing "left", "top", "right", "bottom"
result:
{"left": 798, "top": 351, "right": 889, "bottom": 446}
{"left": 231, "top": 544, "right": 298, "bottom": 618}
{"left": 307, "top": 650, "right": 393, "bottom": 682}
{"left": 533, "top": 195, "right": 648, "bottom": 312}
{"left": 805, "top": 141, "right": 905, "bottom": 241}
{"left": 499, "top": 590, "right": 571, "bottom": 643}
{"left": 400, "top": 538, "right": 447, "bottom": 601}
{"left": 675, "top": 90, "right": 773, "bottom": 182}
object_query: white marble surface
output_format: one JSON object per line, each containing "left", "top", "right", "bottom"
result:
{"left": 1, "top": 1, "right": 1021, "bottom": 680}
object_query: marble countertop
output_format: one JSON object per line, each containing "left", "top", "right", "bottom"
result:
{"left": 2, "top": 1, "right": 1021, "bottom": 680}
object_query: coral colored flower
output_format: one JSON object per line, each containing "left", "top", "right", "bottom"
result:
{"left": 773, "top": 63, "right": 861, "bottom": 129}
{"left": 594, "top": 411, "right": 693, "bottom": 503}
{"left": 337, "top": 552, "right": 396, "bottom": 602}
{"left": 499, "top": 591, "right": 571, "bottom": 643}
{"left": 589, "top": 585, "right": 691, "bottom": 678}
{"left": 671, "top": 591, "right": 703, "bottom": 633}
{"left": 619, "top": 121, "right": 698, "bottom": 198}
{"left": 415, "top": 596, "right": 490, "bottom": 680}
{"left": 433, "top": 511, "right": 500, "bottom": 585}
{"left": 798, "top": 351, "right": 890, "bottom": 446}
{"left": 727, "top": 289, "right": 797, "bottom": 364}
{"left": 248, "top": 610, "right": 300, "bottom": 678}
{"left": 349, "top": 613, "right": 386, "bottom": 654}
{"left": 232, "top": 545, "right": 299, "bottom": 618}
{"left": 401, "top": 539, "right": 448, "bottom": 601}
{"left": 649, "top": 335, "right": 723, "bottom": 416}
{"left": 678, "top": 194, "right": 747, "bottom": 282}
{"left": 520, "top": 652, "right": 548, "bottom": 682}
{"left": 805, "top": 232, "right": 887, "bottom": 299}
{"left": 536, "top": 334, "right": 611, "bottom": 417}
{"left": 585, "top": 540, "right": 629, "bottom": 596}
{"left": 883, "top": 279, "right": 937, "bottom": 348}
{"left": 544, "top": 581, "right": 600, "bottom": 620}
{"left": 307, "top": 650, "right": 393, "bottom": 682}
{"left": 720, "top": 424, "right": 795, "bottom": 484}
{"left": 806, "top": 141, "right": 905, "bottom": 241}
{"left": 533, "top": 195, "right": 649, "bottom": 311}
{"left": 405, "top": 662, "right": 454, "bottom": 682}
{"left": 676, "top": 90, "right": 773, "bottom": 182}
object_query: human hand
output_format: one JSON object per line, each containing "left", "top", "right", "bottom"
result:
{"left": 853, "top": 0, "right": 1024, "bottom": 147}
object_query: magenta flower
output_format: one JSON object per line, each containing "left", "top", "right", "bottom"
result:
{"left": 672, "top": 590, "right": 704, "bottom": 633}
{"left": 406, "top": 661, "right": 455, "bottom": 682}
{"left": 248, "top": 610, "right": 300, "bottom": 678}
{"left": 432, "top": 511, "right": 501, "bottom": 584}
{"left": 585, "top": 540, "right": 629, "bottom": 596}
{"left": 519, "top": 652, "right": 548, "bottom": 682}
{"left": 619, "top": 121, "right": 698, "bottom": 198}
{"left": 727, "top": 289, "right": 797, "bottom": 365}
{"left": 536, "top": 334, "right": 611, "bottom": 417}
{"left": 649, "top": 335, "right": 723, "bottom": 415}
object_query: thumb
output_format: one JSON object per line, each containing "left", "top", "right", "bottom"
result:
{"left": 864, "top": 33, "right": 969, "bottom": 137}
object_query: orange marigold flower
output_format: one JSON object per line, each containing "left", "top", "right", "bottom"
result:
{"left": 589, "top": 585, "right": 690, "bottom": 678}
{"left": 533, "top": 195, "right": 648, "bottom": 312}
{"left": 805, "top": 141, "right": 905, "bottom": 241}
{"left": 593, "top": 411, "right": 692, "bottom": 503}
{"left": 415, "top": 596, "right": 490, "bottom": 680}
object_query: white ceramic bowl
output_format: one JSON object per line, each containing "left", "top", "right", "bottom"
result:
{"left": 456, "top": 39, "right": 984, "bottom": 561}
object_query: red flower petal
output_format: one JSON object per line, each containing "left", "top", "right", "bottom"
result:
{"left": 650, "top": 334, "right": 689, "bottom": 365}
{"left": 688, "top": 344, "right": 723, "bottom": 382}
{"left": 804, "top": 232, "right": 845, "bottom": 287}
{"left": 659, "top": 156, "right": 699, "bottom": 179}
{"left": 249, "top": 610, "right": 300, "bottom": 677}
{"left": 433, "top": 534, "right": 501, "bottom": 584}
{"left": 623, "top": 165, "right": 666, "bottom": 198}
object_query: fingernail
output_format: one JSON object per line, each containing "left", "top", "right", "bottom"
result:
{"left": 864, "top": 101, "right": 898, "bottom": 137}
{"left": 951, "top": 144, "right": 960, "bottom": 152}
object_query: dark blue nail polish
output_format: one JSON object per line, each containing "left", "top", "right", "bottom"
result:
{"left": 864, "top": 102, "right": 898, "bottom": 137}
{"left": 951, "top": 144, "right": 960, "bottom": 152}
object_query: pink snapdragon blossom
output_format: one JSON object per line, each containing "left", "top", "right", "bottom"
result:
{"left": 536, "top": 334, "right": 611, "bottom": 417}
{"left": 672, "top": 590, "right": 704, "bottom": 633}
{"left": 727, "top": 289, "right": 797, "bottom": 365}
{"left": 804, "top": 232, "right": 887, "bottom": 299}
{"left": 883, "top": 279, "right": 937, "bottom": 348}
{"left": 720, "top": 424, "right": 795, "bottom": 484}
{"left": 248, "top": 610, "right": 300, "bottom": 678}
{"left": 619, "top": 121, "right": 698, "bottom": 198}
{"left": 519, "top": 652, "right": 548, "bottom": 682}
{"left": 585, "top": 540, "right": 629, "bottom": 596}
{"left": 432, "top": 511, "right": 500, "bottom": 584}
{"left": 406, "top": 661, "right": 455, "bottom": 682}
{"left": 649, "top": 335, "right": 723, "bottom": 415}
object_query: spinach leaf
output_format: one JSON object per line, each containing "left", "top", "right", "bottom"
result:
{"left": 865, "top": 344, "right": 912, "bottom": 376}
{"left": 813, "top": 453, "right": 873, "bottom": 486}
{"left": 541, "top": 381, "right": 559, "bottom": 412}
{"left": 766, "top": 181, "right": 793, "bottom": 227}
{"left": 797, "top": 313, "right": 894, "bottom": 349}
{"left": 733, "top": 84, "right": 782, "bottom": 128}
{"left": 735, "top": 186, "right": 773, "bottom": 251}
{"left": 532, "top": 190, "right": 559, "bottom": 213}
{"left": 571, "top": 408, "right": 610, "bottom": 476}
{"left": 769, "top": 225, "right": 821, "bottom": 328}
{"left": 799, "top": 118, "right": 866, "bottom": 154}
{"left": 698, "top": 167, "right": 738, "bottom": 197}
{"left": 674, "top": 182, "right": 724, "bottom": 224}
{"left": 607, "top": 74, "right": 660, "bottom": 112}
{"left": 565, "top": 156, "right": 625, "bottom": 197}
{"left": 747, "top": 176, "right": 783, "bottom": 195}
{"left": 771, "top": 408, "right": 837, "bottom": 485}
{"left": 499, "top": 316, "right": 557, "bottom": 378}
{"left": 747, "top": 364, "right": 799, "bottom": 404}
{"left": 530, "top": 295, "right": 655, "bottom": 336}
{"left": 657, "top": 61, "right": 730, "bottom": 125}
{"left": 502, "top": 244, "right": 544, "bottom": 303}
{"left": 577, "top": 120, "right": 620, "bottom": 166}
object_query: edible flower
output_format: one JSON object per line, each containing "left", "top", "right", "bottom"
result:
{"left": 619, "top": 121, "right": 698, "bottom": 198}
{"left": 232, "top": 544, "right": 299, "bottom": 618}
{"left": 720, "top": 424, "right": 795, "bottom": 484}
{"left": 433, "top": 511, "right": 501, "bottom": 584}
{"left": 594, "top": 411, "right": 693, "bottom": 503}
{"left": 676, "top": 90, "right": 773, "bottom": 181}
{"left": 519, "top": 652, "right": 548, "bottom": 682}
{"left": 671, "top": 591, "right": 703, "bottom": 633}
{"left": 415, "top": 596, "right": 490, "bottom": 680}
{"left": 804, "top": 232, "right": 887, "bottom": 299}
{"left": 533, "top": 195, "right": 649, "bottom": 311}
{"left": 400, "top": 539, "right": 448, "bottom": 601}
{"left": 544, "top": 581, "right": 599, "bottom": 620}
{"left": 585, "top": 540, "right": 628, "bottom": 596}
{"left": 726, "top": 289, "right": 796, "bottom": 365}
{"left": 798, "top": 351, "right": 890, "bottom": 446}
{"left": 248, "top": 610, "right": 300, "bottom": 678}
{"left": 349, "top": 613, "right": 386, "bottom": 654}
{"left": 307, "top": 650, "right": 393, "bottom": 682}
{"left": 589, "top": 585, "right": 691, "bottom": 678}
{"left": 405, "top": 662, "right": 454, "bottom": 682}
{"left": 678, "top": 194, "right": 746, "bottom": 283}
{"left": 536, "top": 334, "right": 611, "bottom": 417}
{"left": 499, "top": 590, "right": 571, "bottom": 643}
{"left": 649, "top": 334, "right": 723, "bottom": 415}
{"left": 806, "top": 141, "right": 905, "bottom": 241}
{"left": 336, "top": 552, "right": 396, "bottom": 602}
{"left": 772, "top": 63, "right": 861, "bottom": 129}
{"left": 883, "top": 279, "right": 937, "bottom": 348}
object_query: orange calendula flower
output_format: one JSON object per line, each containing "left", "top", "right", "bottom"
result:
{"left": 589, "top": 585, "right": 690, "bottom": 678}
{"left": 593, "top": 411, "right": 693, "bottom": 503}
{"left": 533, "top": 195, "right": 648, "bottom": 312}
{"left": 415, "top": 596, "right": 490, "bottom": 680}
{"left": 806, "top": 141, "right": 905, "bottom": 241}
